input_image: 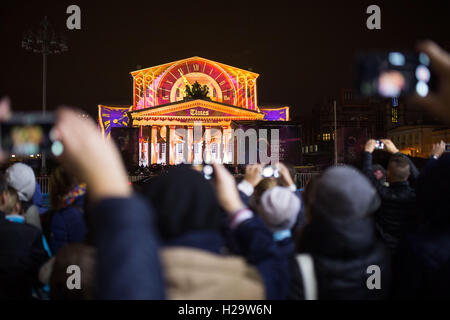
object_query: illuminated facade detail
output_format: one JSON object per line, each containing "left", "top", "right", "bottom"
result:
{"left": 98, "top": 105, "right": 130, "bottom": 138}
{"left": 259, "top": 106, "right": 290, "bottom": 121}
{"left": 98, "top": 56, "right": 290, "bottom": 165}
{"left": 130, "top": 56, "right": 259, "bottom": 110}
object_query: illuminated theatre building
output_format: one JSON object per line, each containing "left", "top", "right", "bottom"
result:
{"left": 98, "top": 57, "right": 291, "bottom": 166}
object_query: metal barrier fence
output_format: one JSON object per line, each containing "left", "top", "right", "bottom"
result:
{"left": 36, "top": 176, "right": 50, "bottom": 194}
{"left": 36, "top": 173, "right": 321, "bottom": 194}
{"left": 36, "top": 176, "right": 147, "bottom": 194}
{"left": 295, "top": 172, "right": 321, "bottom": 190}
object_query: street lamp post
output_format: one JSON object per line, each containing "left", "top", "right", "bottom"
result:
{"left": 21, "top": 16, "right": 68, "bottom": 172}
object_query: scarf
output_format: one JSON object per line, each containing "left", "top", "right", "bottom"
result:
{"left": 62, "top": 183, "right": 86, "bottom": 207}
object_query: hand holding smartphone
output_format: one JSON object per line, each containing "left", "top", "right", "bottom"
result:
{"left": 356, "top": 51, "right": 437, "bottom": 98}
{"left": 0, "top": 112, "right": 63, "bottom": 157}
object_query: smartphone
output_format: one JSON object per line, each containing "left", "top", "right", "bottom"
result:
{"left": 445, "top": 144, "right": 450, "bottom": 153}
{"left": 193, "top": 163, "right": 215, "bottom": 180}
{"left": 0, "top": 112, "right": 63, "bottom": 157}
{"left": 261, "top": 165, "right": 280, "bottom": 178}
{"left": 202, "top": 164, "right": 214, "bottom": 180}
{"left": 375, "top": 140, "right": 384, "bottom": 150}
{"left": 355, "top": 51, "right": 437, "bottom": 98}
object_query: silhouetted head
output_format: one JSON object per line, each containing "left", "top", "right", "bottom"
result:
{"left": 142, "top": 165, "right": 222, "bottom": 241}
{"left": 386, "top": 155, "right": 410, "bottom": 183}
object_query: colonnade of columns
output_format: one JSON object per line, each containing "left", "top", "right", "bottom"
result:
{"left": 139, "top": 125, "right": 232, "bottom": 166}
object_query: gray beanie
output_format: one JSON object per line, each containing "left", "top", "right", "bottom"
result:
{"left": 310, "top": 165, "right": 380, "bottom": 221}
{"left": 6, "top": 163, "right": 36, "bottom": 201}
{"left": 258, "top": 186, "right": 301, "bottom": 232}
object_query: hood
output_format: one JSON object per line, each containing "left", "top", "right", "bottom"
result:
{"left": 298, "top": 216, "right": 378, "bottom": 259}
{"left": 161, "top": 247, "right": 264, "bottom": 300}
{"left": 6, "top": 163, "right": 36, "bottom": 201}
{"left": 309, "top": 165, "right": 380, "bottom": 222}
{"left": 142, "top": 165, "right": 222, "bottom": 241}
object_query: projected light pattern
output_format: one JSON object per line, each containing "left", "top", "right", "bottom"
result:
{"left": 98, "top": 105, "right": 130, "bottom": 138}
{"left": 260, "top": 107, "right": 289, "bottom": 121}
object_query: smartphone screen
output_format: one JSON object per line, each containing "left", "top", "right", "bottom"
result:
{"left": 0, "top": 113, "right": 56, "bottom": 156}
{"left": 355, "top": 51, "right": 436, "bottom": 98}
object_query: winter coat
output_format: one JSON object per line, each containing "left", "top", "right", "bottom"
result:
{"left": 161, "top": 247, "right": 264, "bottom": 299}
{"left": 49, "top": 195, "right": 87, "bottom": 254}
{"left": 292, "top": 216, "right": 391, "bottom": 300}
{"left": 0, "top": 211, "right": 49, "bottom": 299}
{"left": 362, "top": 151, "right": 420, "bottom": 252}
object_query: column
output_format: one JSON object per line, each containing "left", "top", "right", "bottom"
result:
{"left": 222, "top": 126, "right": 229, "bottom": 164}
{"left": 165, "top": 125, "right": 170, "bottom": 165}
{"left": 187, "top": 126, "right": 193, "bottom": 164}
{"left": 253, "top": 81, "right": 258, "bottom": 110}
{"left": 204, "top": 126, "right": 211, "bottom": 163}
{"left": 151, "top": 126, "right": 157, "bottom": 164}
{"left": 169, "top": 125, "right": 176, "bottom": 165}
{"left": 193, "top": 122, "right": 203, "bottom": 164}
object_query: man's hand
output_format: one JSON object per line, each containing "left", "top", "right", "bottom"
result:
{"left": 54, "top": 108, "right": 131, "bottom": 202}
{"left": 431, "top": 140, "right": 446, "bottom": 159}
{"left": 277, "top": 162, "right": 295, "bottom": 187}
{"left": 365, "top": 139, "right": 377, "bottom": 153}
{"left": 381, "top": 139, "right": 400, "bottom": 154}
{"left": 212, "top": 163, "right": 246, "bottom": 215}
{"left": 244, "top": 163, "right": 263, "bottom": 187}
{"left": 411, "top": 41, "right": 450, "bottom": 124}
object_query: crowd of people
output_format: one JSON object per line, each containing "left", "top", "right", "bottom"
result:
{"left": 0, "top": 40, "right": 449, "bottom": 300}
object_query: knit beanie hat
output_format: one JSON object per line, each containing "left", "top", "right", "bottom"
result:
{"left": 6, "top": 163, "right": 36, "bottom": 201}
{"left": 258, "top": 186, "right": 301, "bottom": 232}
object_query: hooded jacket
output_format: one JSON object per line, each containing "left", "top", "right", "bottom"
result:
{"left": 291, "top": 166, "right": 391, "bottom": 300}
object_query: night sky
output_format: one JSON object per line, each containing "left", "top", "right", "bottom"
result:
{"left": 1, "top": 0, "right": 449, "bottom": 119}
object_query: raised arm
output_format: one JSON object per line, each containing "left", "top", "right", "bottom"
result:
{"left": 55, "top": 108, "right": 165, "bottom": 299}
{"left": 212, "top": 163, "right": 289, "bottom": 300}
{"left": 362, "top": 140, "right": 388, "bottom": 195}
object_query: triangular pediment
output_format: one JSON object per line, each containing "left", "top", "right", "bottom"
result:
{"left": 129, "top": 99, "right": 264, "bottom": 120}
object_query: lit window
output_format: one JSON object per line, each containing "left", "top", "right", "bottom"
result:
{"left": 314, "top": 145, "right": 318, "bottom": 152}
{"left": 392, "top": 107, "right": 398, "bottom": 123}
